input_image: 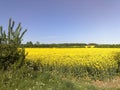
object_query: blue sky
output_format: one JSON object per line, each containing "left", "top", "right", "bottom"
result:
{"left": 0, "top": 0, "right": 120, "bottom": 44}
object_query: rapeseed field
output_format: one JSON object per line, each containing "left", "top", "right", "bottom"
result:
{"left": 25, "top": 48, "right": 120, "bottom": 73}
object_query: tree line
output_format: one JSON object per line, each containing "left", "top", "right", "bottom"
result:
{"left": 21, "top": 41, "right": 120, "bottom": 48}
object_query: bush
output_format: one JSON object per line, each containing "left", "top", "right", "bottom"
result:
{"left": 0, "top": 18, "right": 27, "bottom": 70}
{"left": 114, "top": 52, "right": 120, "bottom": 73}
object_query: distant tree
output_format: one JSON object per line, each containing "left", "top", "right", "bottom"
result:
{"left": 26, "top": 41, "right": 33, "bottom": 47}
{"left": 35, "top": 41, "right": 40, "bottom": 45}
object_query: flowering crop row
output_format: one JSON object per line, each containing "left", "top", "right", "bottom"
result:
{"left": 25, "top": 48, "right": 120, "bottom": 71}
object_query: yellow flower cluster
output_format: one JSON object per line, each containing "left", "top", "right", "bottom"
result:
{"left": 25, "top": 48, "right": 120, "bottom": 70}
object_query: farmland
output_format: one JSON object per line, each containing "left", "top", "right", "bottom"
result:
{"left": 1, "top": 48, "right": 120, "bottom": 90}
{"left": 26, "top": 48, "right": 119, "bottom": 69}
{"left": 26, "top": 48, "right": 120, "bottom": 79}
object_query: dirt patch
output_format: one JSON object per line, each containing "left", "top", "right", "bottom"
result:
{"left": 92, "top": 77, "right": 120, "bottom": 89}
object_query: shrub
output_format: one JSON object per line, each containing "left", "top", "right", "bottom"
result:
{"left": 114, "top": 52, "right": 120, "bottom": 73}
{"left": 0, "top": 18, "right": 27, "bottom": 70}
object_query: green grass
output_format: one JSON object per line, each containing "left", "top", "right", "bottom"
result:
{"left": 0, "top": 61, "right": 120, "bottom": 90}
{"left": 0, "top": 68, "right": 120, "bottom": 90}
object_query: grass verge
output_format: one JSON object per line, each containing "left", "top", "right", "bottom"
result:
{"left": 0, "top": 63, "right": 120, "bottom": 90}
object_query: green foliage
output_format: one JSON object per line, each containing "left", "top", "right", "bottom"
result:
{"left": 22, "top": 42, "right": 120, "bottom": 48}
{"left": 0, "top": 63, "right": 119, "bottom": 90}
{"left": 26, "top": 41, "right": 33, "bottom": 47}
{"left": 0, "top": 18, "right": 27, "bottom": 70}
{"left": 114, "top": 52, "right": 120, "bottom": 73}
{"left": 0, "top": 64, "right": 97, "bottom": 90}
